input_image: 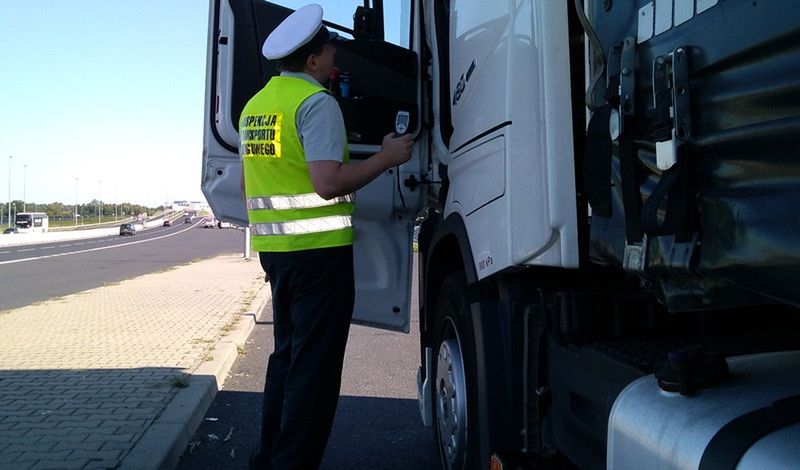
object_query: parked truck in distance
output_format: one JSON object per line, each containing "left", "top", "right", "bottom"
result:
{"left": 15, "top": 212, "right": 48, "bottom": 233}
{"left": 203, "top": 1, "right": 800, "bottom": 468}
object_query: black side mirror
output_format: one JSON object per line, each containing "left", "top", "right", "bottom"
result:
{"left": 353, "top": 5, "right": 384, "bottom": 41}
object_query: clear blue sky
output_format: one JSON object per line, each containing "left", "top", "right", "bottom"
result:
{"left": 1, "top": 1, "right": 406, "bottom": 208}
{"left": 1, "top": 1, "right": 209, "bottom": 208}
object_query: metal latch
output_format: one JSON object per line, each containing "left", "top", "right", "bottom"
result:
{"left": 623, "top": 234, "right": 648, "bottom": 272}
{"left": 652, "top": 47, "right": 692, "bottom": 171}
{"left": 619, "top": 37, "right": 637, "bottom": 135}
{"left": 606, "top": 38, "right": 637, "bottom": 136}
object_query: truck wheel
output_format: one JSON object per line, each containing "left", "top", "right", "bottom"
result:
{"left": 432, "top": 271, "right": 479, "bottom": 470}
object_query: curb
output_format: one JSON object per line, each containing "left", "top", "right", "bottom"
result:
{"left": 120, "top": 272, "right": 271, "bottom": 470}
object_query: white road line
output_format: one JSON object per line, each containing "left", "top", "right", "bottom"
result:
{"left": 74, "top": 242, "right": 85, "bottom": 245}
{"left": 0, "top": 251, "right": 9, "bottom": 254}
{"left": 0, "top": 222, "right": 202, "bottom": 266}
{"left": 17, "top": 248, "right": 36, "bottom": 252}
{"left": 41, "top": 246, "right": 57, "bottom": 249}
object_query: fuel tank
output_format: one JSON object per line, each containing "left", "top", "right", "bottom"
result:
{"left": 607, "top": 352, "right": 800, "bottom": 469}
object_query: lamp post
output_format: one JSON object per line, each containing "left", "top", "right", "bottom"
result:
{"left": 98, "top": 180, "right": 102, "bottom": 224}
{"left": 74, "top": 177, "right": 79, "bottom": 226}
{"left": 23, "top": 163, "right": 27, "bottom": 213}
{"left": 7, "top": 155, "right": 12, "bottom": 228}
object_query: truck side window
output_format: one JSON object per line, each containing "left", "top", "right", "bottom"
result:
{"left": 268, "top": 1, "right": 412, "bottom": 49}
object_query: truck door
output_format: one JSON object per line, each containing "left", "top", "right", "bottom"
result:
{"left": 203, "top": 0, "right": 423, "bottom": 332}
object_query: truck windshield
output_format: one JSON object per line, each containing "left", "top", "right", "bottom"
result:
{"left": 15, "top": 214, "right": 31, "bottom": 228}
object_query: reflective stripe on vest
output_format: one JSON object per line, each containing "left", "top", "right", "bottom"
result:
{"left": 251, "top": 215, "right": 353, "bottom": 236}
{"left": 247, "top": 192, "right": 355, "bottom": 211}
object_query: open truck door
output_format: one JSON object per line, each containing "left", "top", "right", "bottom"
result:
{"left": 203, "top": 0, "right": 423, "bottom": 332}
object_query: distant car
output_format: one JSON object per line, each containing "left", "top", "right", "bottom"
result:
{"left": 163, "top": 219, "right": 172, "bottom": 227}
{"left": 184, "top": 217, "right": 192, "bottom": 224}
{"left": 218, "top": 220, "right": 231, "bottom": 229}
{"left": 202, "top": 218, "right": 216, "bottom": 228}
{"left": 2, "top": 227, "right": 18, "bottom": 234}
{"left": 119, "top": 223, "right": 136, "bottom": 236}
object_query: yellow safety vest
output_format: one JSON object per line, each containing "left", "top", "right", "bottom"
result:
{"left": 239, "top": 76, "right": 354, "bottom": 252}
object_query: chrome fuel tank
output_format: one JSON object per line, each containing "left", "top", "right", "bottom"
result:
{"left": 608, "top": 352, "right": 800, "bottom": 469}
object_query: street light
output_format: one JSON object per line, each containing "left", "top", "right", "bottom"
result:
{"left": 23, "top": 163, "right": 27, "bottom": 213}
{"left": 74, "top": 177, "right": 79, "bottom": 226}
{"left": 98, "top": 180, "right": 102, "bottom": 224}
{"left": 7, "top": 155, "right": 12, "bottom": 228}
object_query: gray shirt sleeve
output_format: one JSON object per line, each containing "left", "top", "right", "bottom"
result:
{"left": 296, "top": 92, "right": 347, "bottom": 163}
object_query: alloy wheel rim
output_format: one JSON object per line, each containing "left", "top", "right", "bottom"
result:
{"left": 436, "top": 319, "right": 468, "bottom": 468}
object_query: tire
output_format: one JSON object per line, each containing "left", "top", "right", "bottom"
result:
{"left": 431, "top": 271, "right": 481, "bottom": 470}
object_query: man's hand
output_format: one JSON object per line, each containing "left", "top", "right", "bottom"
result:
{"left": 380, "top": 132, "right": 414, "bottom": 167}
{"left": 308, "top": 132, "right": 415, "bottom": 200}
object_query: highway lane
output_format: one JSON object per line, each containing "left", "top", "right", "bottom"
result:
{"left": 0, "top": 220, "right": 252, "bottom": 311}
{"left": 0, "top": 219, "right": 199, "bottom": 264}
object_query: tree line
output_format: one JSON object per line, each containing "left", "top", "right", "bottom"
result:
{"left": 0, "top": 200, "right": 163, "bottom": 221}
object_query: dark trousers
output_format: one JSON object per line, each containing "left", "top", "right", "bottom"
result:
{"left": 251, "top": 245, "right": 355, "bottom": 469}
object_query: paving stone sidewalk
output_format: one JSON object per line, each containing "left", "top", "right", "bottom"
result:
{"left": 0, "top": 254, "right": 270, "bottom": 469}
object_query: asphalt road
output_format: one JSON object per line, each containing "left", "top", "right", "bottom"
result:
{"left": 0, "top": 220, "right": 248, "bottom": 311}
{"left": 177, "top": 259, "right": 439, "bottom": 469}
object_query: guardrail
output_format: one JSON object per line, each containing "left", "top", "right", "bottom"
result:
{"left": 49, "top": 218, "right": 136, "bottom": 232}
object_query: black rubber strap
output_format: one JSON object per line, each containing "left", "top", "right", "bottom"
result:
{"left": 584, "top": 105, "right": 613, "bottom": 218}
{"left": 618, "top": 116, "right": 643, "bottom": 243}
{"left": 699, "top": 395, "right": 800, "bottom": 470}
{"left": 640, "top": 146, "right": 694, "bottom": 241}
{"left": 641, "top": 161, "right": 682, "bottom": 236}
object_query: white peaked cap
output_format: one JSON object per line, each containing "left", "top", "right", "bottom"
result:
{"left": 262, "top": 4, "right": 326, "bottom": 60}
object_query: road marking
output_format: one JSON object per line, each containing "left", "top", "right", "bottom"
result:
{"left": 41, "top": 246, "right": 56, "bottom": 249}
{"left": 17, "top": 248, "right": 36, "bottom": 252}
{"left": 0, "top": 222, "right": 203, "bottom": 266}
{"left": 0, "top": 251, "right": 9, "bottom": 254}
{"left": 74, "top": 242, "right": 84, "bottom": 245}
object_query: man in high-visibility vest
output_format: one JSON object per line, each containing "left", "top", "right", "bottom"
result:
{"left": 241, "top": 4, "right": 414, "bottom": 468}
